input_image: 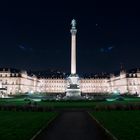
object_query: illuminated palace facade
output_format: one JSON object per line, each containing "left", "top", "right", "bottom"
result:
{"left": 0, "top": 68, "right": 140, "bottom": 95}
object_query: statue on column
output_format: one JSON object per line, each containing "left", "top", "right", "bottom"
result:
{"left": 71, "top": 19, "right": 76, "bottom": 28}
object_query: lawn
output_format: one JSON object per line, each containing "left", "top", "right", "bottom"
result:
{"left": 0, "top": 97, "right": 140, "bottom": 109}
{"left": 0, "top": 111, "right": 57, "bottom": 140}
{"left": 90, "top": 111, "right": 140, "bottom": 140}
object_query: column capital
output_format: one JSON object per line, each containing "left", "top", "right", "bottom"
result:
{"left": 70, "top": 29, "right": 77, "bottom": 35}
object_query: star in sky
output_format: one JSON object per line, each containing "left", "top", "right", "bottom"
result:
{"left": 96, "top": 23, "right": 98, "bottom": 26}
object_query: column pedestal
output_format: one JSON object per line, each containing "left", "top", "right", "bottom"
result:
{"left": 66, "top": 74, "right": 81, "bottom": 97}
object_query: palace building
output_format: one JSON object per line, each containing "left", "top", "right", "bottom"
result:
{"left": 0, "top": 68, "right": 140, "bottom": 96}
{"left": 0, "top": 68, "right": 40, "bottom": 95}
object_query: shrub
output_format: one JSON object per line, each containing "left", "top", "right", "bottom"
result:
{"left": 94, "top": 103, "right": 140, "bottom": 111}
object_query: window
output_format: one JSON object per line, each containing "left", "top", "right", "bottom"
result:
{"left": 16, "top": 80, "right": 18, "bottom": 85}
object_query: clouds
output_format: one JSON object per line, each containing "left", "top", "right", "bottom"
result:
{"left": 100, "top": 46, "right": 115, "bottom": 53}
{"left": 18, "top": 45, "right": 33, "bottom": 52}
{"left": 18, "top": 44, "right": 62, "bottom": 55}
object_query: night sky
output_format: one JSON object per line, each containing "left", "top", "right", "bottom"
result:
{"left": 0, "top": 0, "right": 140, "bottom": 74}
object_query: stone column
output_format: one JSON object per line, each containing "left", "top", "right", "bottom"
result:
{"left": 70, "top": 19, "right": 77, "bottom": 75}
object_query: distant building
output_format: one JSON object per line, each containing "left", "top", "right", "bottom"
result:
{"left": 0, "top": 68, "right": 140, "bottom": 96}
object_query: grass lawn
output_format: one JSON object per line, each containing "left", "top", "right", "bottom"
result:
{"left": 0, "top": 97, "right": 140, "bottom": 108}
{"left": 0, "top": 111, "right": 57, "bottom": 140}
{"left": 90, "top": 111, "right": 140, "bottom": 140}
